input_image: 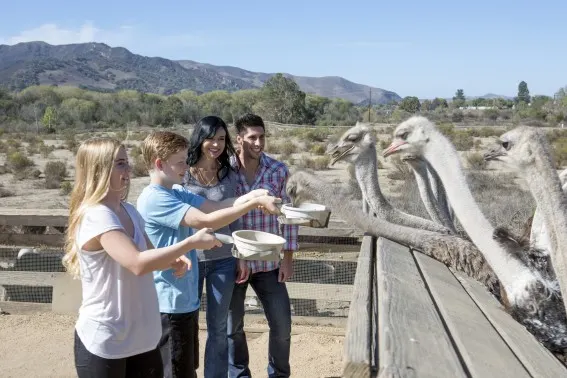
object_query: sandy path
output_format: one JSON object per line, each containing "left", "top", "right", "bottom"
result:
{"left": 0, "top": 313, "right": 344, "bottom": 378}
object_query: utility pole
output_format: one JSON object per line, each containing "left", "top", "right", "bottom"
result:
{"left": 368, "top": 88, "right": 372, "bottom": 121}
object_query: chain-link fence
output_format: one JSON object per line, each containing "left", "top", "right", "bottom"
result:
{"left": 0, "top": 219, "right": 361, "bottom": 319}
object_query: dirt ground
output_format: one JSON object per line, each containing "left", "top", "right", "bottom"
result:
{"left": 0, "top": 312, "right": 344, "bottom": 378}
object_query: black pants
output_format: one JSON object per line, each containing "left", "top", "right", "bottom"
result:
{"left": 159, "top": 310, "right": 200, "bottom": 378}
{"left": 74, "top": 331, "right": 163, "bottom": 378}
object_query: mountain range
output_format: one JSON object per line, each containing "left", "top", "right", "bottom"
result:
{"left": 0, "top": 41, "right": 402, "bottom": 105}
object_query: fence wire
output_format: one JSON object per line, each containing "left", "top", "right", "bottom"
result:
{"left": 1, "top": 234, "right": 359, "bottom": 317}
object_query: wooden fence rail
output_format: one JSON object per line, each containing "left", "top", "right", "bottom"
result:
{"left": 342, "top": 235, "right": 567, "bottom": 378}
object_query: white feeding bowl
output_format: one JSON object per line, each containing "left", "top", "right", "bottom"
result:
{"left": 280, "top": 202, "right": 331, "bottom": 227}
{"left": 232, "top": 230, "right": 286, "bottom": 261}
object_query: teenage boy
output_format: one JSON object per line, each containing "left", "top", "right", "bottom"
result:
{"left": 137, "top": 130, "right": 280, "bottom": 378}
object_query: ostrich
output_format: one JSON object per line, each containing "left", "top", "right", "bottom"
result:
{"left": 530, "top": 168, "right": 567, "bottom": 253}
{"left": 483, "top": 127, "right": 567, "bottom": 317}
{"left": 326, "top": 122, "right": 452, "bottom": 234}
{"left": 400, "top": 153, "right": 457, "bottom": 233}
{"left": 381, "top": 116, "right": 567, "bottom": 352}
{"left": 286, "top": 170, "right": 500, "bottom": 299}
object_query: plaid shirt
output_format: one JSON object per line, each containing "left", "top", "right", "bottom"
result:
{"left": 233, "top": 153, "right": 299, "bottom": 274}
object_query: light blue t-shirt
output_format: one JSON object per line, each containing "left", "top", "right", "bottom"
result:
{"left": 136, "top": 183, "right": 206, "bottom": 314}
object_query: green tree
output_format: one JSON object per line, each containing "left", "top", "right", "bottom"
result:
{"left": 452, "top": 89, "right": 466, "bottom": 108}
{"left": 305, "top": 94, "right": 331, "bottom": 124}
{"left": 42, "top": 106, "right": 57, "bottom": 132}
{"left": 398, "top": 96, "right": 421, "bottom": 113}
{"left": 230, "top": 89, "right": 260, "bottom": 121}
{"left": 432, "top": 97, "right": 448, "bottom": 110}
{"left": 160, "top": 96, "right": 184, "bottom": 126}
{"left": 516, "top": 81, "right": 531, "bottom": 104}
{"left": 255, "top": 73, "right": 307, "bottom": 124}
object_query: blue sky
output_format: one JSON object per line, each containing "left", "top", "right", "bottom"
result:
{"left": 1, "top": 0, "right": 565, "bottom": 99}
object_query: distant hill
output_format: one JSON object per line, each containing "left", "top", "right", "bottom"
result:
{"left": 0, "top": 41, "right": 401, "bottom": 104}
{"left": 467, "top": 93, "right": 514, "bottom": 100}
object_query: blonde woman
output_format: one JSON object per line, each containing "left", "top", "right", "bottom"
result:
{"left": 64, "top": 137, "right": 221, "bottom": 378}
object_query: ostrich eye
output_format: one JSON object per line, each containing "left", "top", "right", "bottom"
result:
{"left": 401, "top": 132, "right": 409, "bottom": 140}
{"left": 502, "top": 141, "right": 510, "bottom": 150}
{"left": 347, "top": 134, "right": 359, "bottom": 142}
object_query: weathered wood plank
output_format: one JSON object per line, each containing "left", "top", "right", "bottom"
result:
{"left": 454, "top": 271, "right": 567, "bottom": 377}
{"left": 414, "top": 252, "right": 530, "bottom": 378}
{"left": 0, "top": 232, "right": 360, "bottom": 249}
{"left": 376, "top": 238, "right": 466, "bottom": 378}
{"left": 208, "top": 281, "right": 353, "bottom": 302}
{"left": 0, "top": 301, "right": 52, "bottom": 314}
{"left": 0, "top": 233, "right": 64, "bottom": 247}
{"left": 0, "top": 208, "right": 68, "bottom": 227}
{"left": 0, "top": 271, "right": 352, "bottom": 301}
{"left": 0, "top": 209, "right": 363, "bottom": 236}
{"left": 343, "top": 235, "right": 374, "bottom": 378}
{"left": 0, "top": 271, "right": 60, "bottom": 286}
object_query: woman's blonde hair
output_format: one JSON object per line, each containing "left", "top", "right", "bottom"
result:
{"left": 63, "top": 137, "right": 128, "bottom": 279}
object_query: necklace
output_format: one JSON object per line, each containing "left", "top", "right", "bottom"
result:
{"left": 191, "top": 166, "right": 218, "bottom": 187}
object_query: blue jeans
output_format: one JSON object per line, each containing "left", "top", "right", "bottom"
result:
{"left": 198, "top": 257, "right": 237, "bottom": 378}
{"left": 227, "top": 268, "right": 292, "bottom": 378}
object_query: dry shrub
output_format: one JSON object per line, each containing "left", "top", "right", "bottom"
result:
{"left": 310, "top": 143, "right": 327, "bottom": 155}
{"left": 0, "top": 183, "right": 14, "bottom": 198}
{"left": 60, "top": 181, "right": 73, "bottom": 195}
{"left": 386, "top": 155, "right": 413, "bottom": 181}
{"left": 132, "top": 155, "right": 149, "bottom": 177}
{"left": 13, "top": 167, "right": 41, "bottom": 180}
{"left": 268, "top": 140, "right": 296, "bottom": 155}
{"left": 6, "top": 138, "right": 21, "bottom": 149}
{"left": 467, "top": 171, "right": 534, "bottom": 235}
{"left": 551, "top": 136, "right": 567, "bottom": 167}
{"left": 465, "top": 152, "right": 488, "bottom": 170}
{"left": 39, "top": 144, "right": 55, "bottom": 158}
{"left": 451, "top": 131, "right": 474, "bottom": 151}
{"left": 303, "top": 129, "right": 328, "bottom": 143}
{"left": 6, "top": 151, "right": 34, "bottom": 171}
{"left": 129, "top": 145, "right": 142, "bottom": 158}
{"left": 44, "top": 161, "right": 67, "bottom": 189}
{"left": 63, "top": 132, "right": 78, "bottom": 154}
{"left": 296, "top": 156, "right": 331, "bottom": 170}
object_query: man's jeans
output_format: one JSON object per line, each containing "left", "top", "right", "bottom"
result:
{"left": 228, "top": 268, "right": 292, "bottom": 378}
{"left": 198, "top": 257, "right": 237, "bottom": 378}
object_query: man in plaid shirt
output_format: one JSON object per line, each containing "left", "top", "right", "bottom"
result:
{"left": 228, "top": 113, "right": 298, "bottom": 378}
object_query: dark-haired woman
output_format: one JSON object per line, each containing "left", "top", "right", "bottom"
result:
{"left": 184, "top": 115, "right": 247, "bottom": 378}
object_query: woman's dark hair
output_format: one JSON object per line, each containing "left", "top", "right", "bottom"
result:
{"left": 187, "top": 115, "right": 237, "bottom": 180}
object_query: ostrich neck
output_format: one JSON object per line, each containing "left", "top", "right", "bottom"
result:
{"left": 423, "top": 135, "right": 533, "bottom": 295}
{"left": 524, "top": 156, "right": 567, "bottom": 296}
{"left": 354, "top": 147, "right": 389, "bottom": 209}
{"left": 300, "top": 175, "right": 427, "bottom": 246}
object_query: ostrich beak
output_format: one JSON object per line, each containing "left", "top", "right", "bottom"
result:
{"left": 382, "top": 141, "right": 408, "bottom": 158}
{"left": 483, "top": 147, "right": 506, "bottom": 161}
{"left": 327, "top": 144, "right": 354, "bottom": 166}
{"left": 400, "top": 153, "right": 418, "bottom": 162}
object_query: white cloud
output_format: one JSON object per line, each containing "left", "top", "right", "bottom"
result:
{"left": 0, "top": 22, "right": 136, "bottom": 47}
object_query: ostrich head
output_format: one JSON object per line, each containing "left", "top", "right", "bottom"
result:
{"left": 327, "top": 122, "right": 376, "bottom": 165}
{"left": 382, "top": 116, "right": 435, "bottom": 158}
{"left": 286, "top": 170, "right": 315, "bottom": 206}
{"left": 483, "top": 126, "right": 538, "bottom": 168}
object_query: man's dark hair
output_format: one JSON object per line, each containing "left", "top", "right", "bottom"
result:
{"left": 234, "top": 113, "right": 265, "bottom": 134}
